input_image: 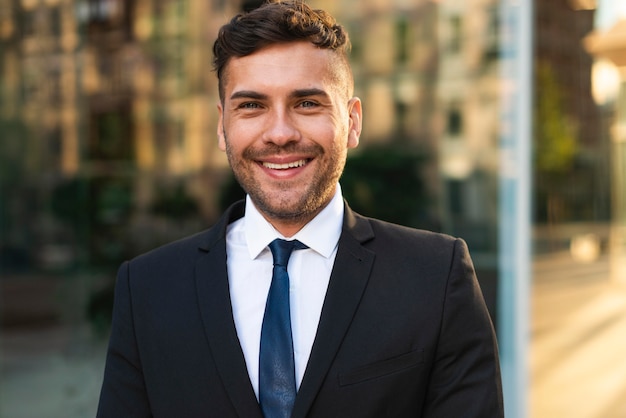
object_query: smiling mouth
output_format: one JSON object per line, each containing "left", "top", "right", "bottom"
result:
{"left": 262, "top": 159, "right": 309, "bottom": 170}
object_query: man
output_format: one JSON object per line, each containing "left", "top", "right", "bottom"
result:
{"left": 97, "top": 1, "right": 504, "bottom": 417}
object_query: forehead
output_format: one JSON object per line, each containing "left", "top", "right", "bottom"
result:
{"left": 222, "top": 42, "right": 349, "bottom": 97}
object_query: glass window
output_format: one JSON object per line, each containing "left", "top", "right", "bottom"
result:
{"left": 448, "top": 15, "right": 462, "bottom": 53}
{"left": 447, "top": 105, "right": 463, "bottom": 136}
{"left": 2, "top": 1, "right": 626, "bottom": 417}
{"left": 530, "top": 1, "right": 626, "bottom": 417}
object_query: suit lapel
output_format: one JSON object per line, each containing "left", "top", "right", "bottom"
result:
{"left": 292, "top": 205, "right": 376, "bottom": 418}
{"left": 195, "top": 202, "right": 264, "bottom": 418}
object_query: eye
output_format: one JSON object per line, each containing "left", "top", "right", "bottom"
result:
{"left": 298, "top": 100, "right": 319, "bottom": 109}
{"left": 239, "top": 102, "right": 260, "bottom": 109}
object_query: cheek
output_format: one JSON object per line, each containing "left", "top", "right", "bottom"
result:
{"left": 301, "top": 118, "right": 343, "bottom": 143}
{"left": 222, "top": 122, "right": 256, "bottom": 152}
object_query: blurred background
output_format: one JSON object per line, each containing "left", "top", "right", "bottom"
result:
{"left": 1, "top": 0, "right": 625, "bottom": 416}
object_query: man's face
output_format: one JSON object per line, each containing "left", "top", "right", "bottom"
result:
{"left": 217, "top": 41, "right": 362, "bottom": 235}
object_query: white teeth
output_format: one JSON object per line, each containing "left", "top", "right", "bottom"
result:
{"left": 263, "top": 159, "right": 307, "bottom": 170}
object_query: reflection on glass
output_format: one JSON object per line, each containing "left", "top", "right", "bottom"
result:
{"left": 531, "top": 1, "right": 626, "bottom": 417}
{"left": 2, "top": 0, "right": 625, "bottom": 416}
{"left": 0, "top": 1, "right": 501, "bottom": 415}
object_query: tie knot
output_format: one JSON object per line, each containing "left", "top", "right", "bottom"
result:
{"left": 268, "top": 238, "right": 308, "bottom": 267}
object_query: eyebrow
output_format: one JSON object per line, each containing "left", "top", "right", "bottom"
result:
{"left": 290, "top": 88, "right": 329, "bottom": 99}
{"left": 229, "top": 90, "right": 267, "bottom": 101}
{"left": 229, "top": 88, "right": 330, "bottom": 101}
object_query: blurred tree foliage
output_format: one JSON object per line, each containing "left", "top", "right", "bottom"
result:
{"left": 533, "top": 61, "right": 579, "bottom": 223}
{"left": 151, "top": 182, "right": 198, "bottom": 220}
{"left": 534, "top": 62, "right": 578, "bottom": 174}
{"left": 0, "top": 118, "right": 32, "bottom": 272}
{"left": 50, "top": 176, "right": 133, "bottom": 269}
{"left": 341, "top": 146, "right": 432, "bottom": 228}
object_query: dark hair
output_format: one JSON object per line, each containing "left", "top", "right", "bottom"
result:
{"left": 212, "top": 0, "right": 352, "bottom": 100}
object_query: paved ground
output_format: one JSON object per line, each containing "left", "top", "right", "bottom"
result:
{"left": 531, "top": 251, "right": 626, "bottom": 418}
{"left": 2, "top": 250, "right": 626, "bottom": 417}
{"left": 0, "top": 325, "right": 107, "bottom": 418}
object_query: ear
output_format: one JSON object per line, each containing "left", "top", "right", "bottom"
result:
{"left": 217, "top": 102, "right": 226, "bottom": 151}
{"left": 347, "top": 97, "right": 362, "bottom": 149}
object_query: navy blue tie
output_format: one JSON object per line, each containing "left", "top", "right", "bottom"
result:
{"left": 259, "top": 239, "right": 307, "bottom": 418}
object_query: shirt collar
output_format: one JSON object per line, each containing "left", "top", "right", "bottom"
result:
{"left": 245, "top": 184, "right": 344, "bottom": 260}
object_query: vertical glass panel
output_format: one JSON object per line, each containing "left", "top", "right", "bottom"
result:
{"left": 531, "top": 1, "right": 626, "bottom": 417}
{"left": 498, "top": 0, "right": 533, "bottom": 415}
{"left": 1, "top": 0, "right": 518, "bottom": 415}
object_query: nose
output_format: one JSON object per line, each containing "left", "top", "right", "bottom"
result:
{"left": 262, "top": 109, "right": 301, "bottom": 146}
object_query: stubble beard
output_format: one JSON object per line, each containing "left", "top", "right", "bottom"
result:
{"left": 224, "top": 136, "right": 347, "bottom": 226}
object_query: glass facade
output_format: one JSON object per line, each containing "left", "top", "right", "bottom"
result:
{"left": 0, "top": 0, "right": 625, "bottom": 416}
{"left": 531, "top": 1, "right": 626, "bottom": 416}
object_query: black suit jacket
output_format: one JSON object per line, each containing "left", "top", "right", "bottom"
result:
{"left": 97, "top": 201, "right": 504, "bottom": 417}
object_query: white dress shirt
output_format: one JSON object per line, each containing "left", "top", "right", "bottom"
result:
{"left": 225, "top": 185, "right": 344, "bottom": 399}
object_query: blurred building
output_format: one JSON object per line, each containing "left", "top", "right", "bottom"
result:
{"left": 0, "top": 0, "right": 527, "bottom": 336}
{"left": 316, "top": 0, "right": 501, "bottom": 259}
{"left": 1, "top": 0, "right": 239, "bottom": 272}
{"left": 3, "top": 1, "right": 626, "bottom": 417}
{"left": 436, "top": 0, "right": 500, "bottom": 256}
{"left": 1, "top": 0, "right": 502, "bottom": 270}
{"left": 0, "top": 0, "right": 507, "bottom": 321}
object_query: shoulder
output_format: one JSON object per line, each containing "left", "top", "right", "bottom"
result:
{"left": 126, "top": 200, "right": 245, "bottom": 271}
{"left": 345, "top": 209, "right": 470, "bottom": 272}
{"left": 349, "top": 209, "right": 460, "bottom": 251}
{"left": 369, "top": 216, "right": 454, "bottom": 242}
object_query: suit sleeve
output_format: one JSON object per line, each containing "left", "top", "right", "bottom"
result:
{"left": 97, "top": 261, "right": 152, "bottom": 418}
{"left": 423, "top": 239, "right": 504, "bottom": 417}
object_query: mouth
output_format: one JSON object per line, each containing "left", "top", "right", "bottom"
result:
{"left": 261, "top": 159, "right": 310, "bottom": 170}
